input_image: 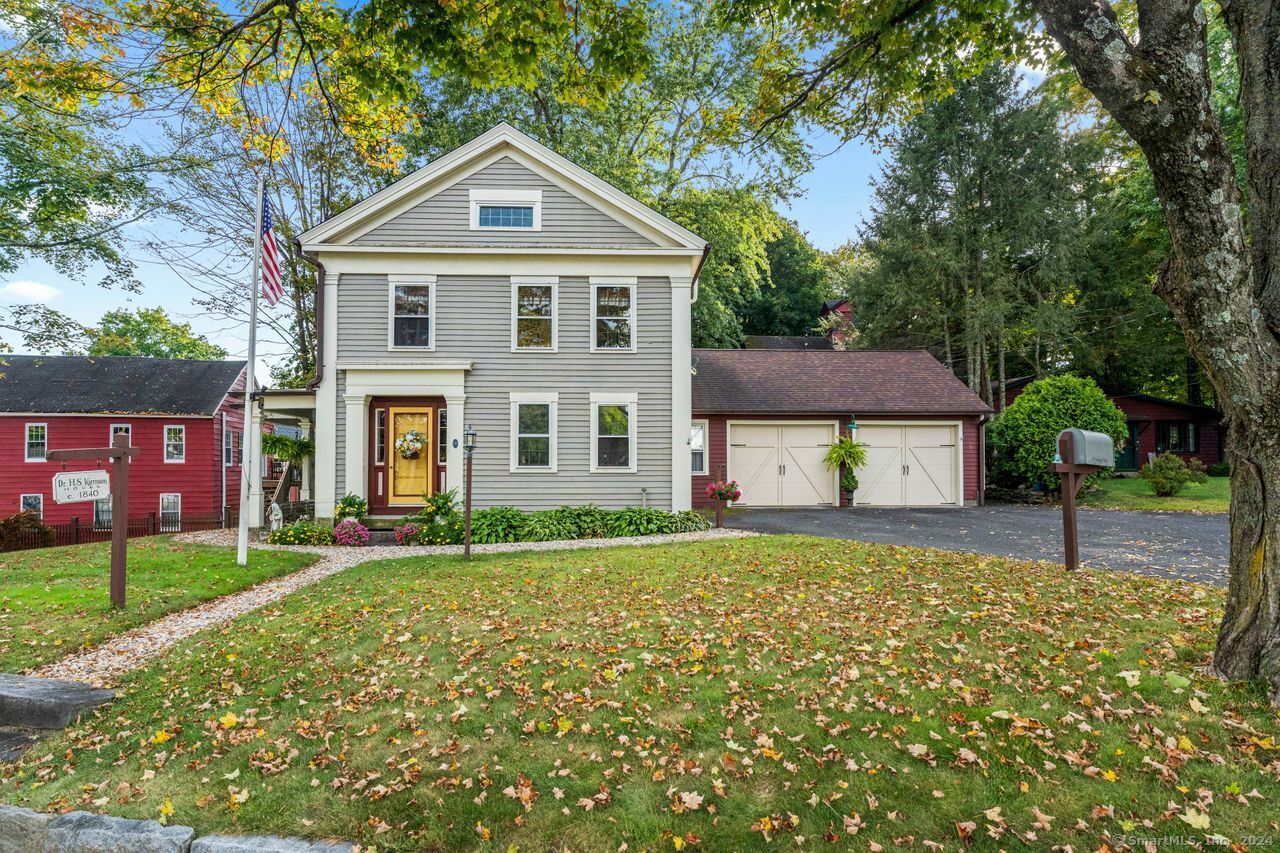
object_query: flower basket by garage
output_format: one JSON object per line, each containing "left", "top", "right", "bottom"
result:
{"left": 704, "top": 480, "right": 742, "bottom": 528}
{"left": 395, "top": 430, "right": 424, "bottom": 460}
{"left": 824, "top": 435, "right": 867, "bottom": 506}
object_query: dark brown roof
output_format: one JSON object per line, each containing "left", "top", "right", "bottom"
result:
{"left": 692, "top": 349, "right": 992, "bottom": 415}
{"left": 742, "top": 335, "right": 834, "bottom": 351}
{"left": 0, "top": 355, "right": 246, "bottom": 415}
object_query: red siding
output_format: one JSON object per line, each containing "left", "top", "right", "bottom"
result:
{"left": 692, "top": 413, "right": 983, "bottom": 507}
{"left": 2, "top": 370, "right": 246, "bottom": 525}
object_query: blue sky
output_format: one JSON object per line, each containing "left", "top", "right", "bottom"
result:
{"left": 0, "top": 128, "right": 886, "bottom": 365}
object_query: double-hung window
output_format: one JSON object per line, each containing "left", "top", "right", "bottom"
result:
{"left": 511, "top": 278, "right": 557, "bottom": 351}
{"left": 164, "top": 425, "right": 185, "bottom": 463}
{"left": 470, "top": 189, "right": 542, "bottom": 231}
{"left": 20, "top": 494, "right": 43, "bottom": 519}
{"left": 509, "top": 393, "right": 557, "bottom": 472}
{"left": 590, "top": 392, "right": 638, "bottom": 473}
{"left": 160, "top": 493, "right": 181, "bottom": 532}
{"left": 591, "top": 278, "right": 636, "bottom": 351}
{"left": 690, "top": 420, "right": 708, "bottom": 475}
{"left": 111, "top": 423, "right": 132, "bottom": 462}
{"left": 25, "top": 423, "right": 47, "bottom": 462}
{"left": 223, "top": 428, "right": 235, "bottom": 467}
{"left": 1159, "top": 421, "right": 1199, "bottom": 453}
{"left": 389, "top": 275, "right": 435, "bottom": 349}
{"left": 93, "top": 497, "right": 112, "bottom": 530}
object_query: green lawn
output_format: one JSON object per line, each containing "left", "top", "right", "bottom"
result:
{"left": 1080, "top": 475, "right": 1231, "bottom": 512}
{"left": 3, "top": 536, "right": 1277, "bottom": 851}
{"left": 0, "top": 537, "right": 318, "bottom": 672}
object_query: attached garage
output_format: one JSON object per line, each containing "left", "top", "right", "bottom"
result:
{"left": 691, "top": 349, "right": 992, "bottom": 508}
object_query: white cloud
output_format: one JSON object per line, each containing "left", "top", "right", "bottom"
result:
{"left": 0, "top": 280, "right": 63, "bottom": 304}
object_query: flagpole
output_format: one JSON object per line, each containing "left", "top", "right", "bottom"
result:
{"left": 237, "top": 176, "right": 265, "bottom": 567}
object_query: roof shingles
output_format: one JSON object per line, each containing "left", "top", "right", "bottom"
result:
{"left": 692, "top": 349, "right": 992, "bottom": 415}
{"left": 0, "top": 356, "right": 247, "bottom": 416}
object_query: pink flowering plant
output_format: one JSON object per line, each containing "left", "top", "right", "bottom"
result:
{"left": 705, "top": 480, "right": 742, "bottom": 502}
{"left": 333, "top": 518, "right": 370, "bottom": 547}
{"left": 393, "top": 522, "right": 420, "bottom": 545}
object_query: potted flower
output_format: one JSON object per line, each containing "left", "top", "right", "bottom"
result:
{"left": 824, "top": 435, "right": 867, "bottom": 506}
{"left": 704, "top": 480, "right": 742, "bottom": 528}
{"left": 395, "top": 429, "right": 424, "bottom": 460}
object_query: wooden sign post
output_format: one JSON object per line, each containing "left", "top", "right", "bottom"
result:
{"left": 48, "top": 433, "right": 140, "bottom": 608}
{"left": 1049, "top": 429, "right": 1112, "bottom": 571}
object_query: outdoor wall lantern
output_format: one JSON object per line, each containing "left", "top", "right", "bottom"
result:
{"left": 846, "top": 417, "right": 859, "bottom": 440}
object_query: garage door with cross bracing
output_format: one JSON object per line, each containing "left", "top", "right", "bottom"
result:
{"left": 856, "top": 423, "right": 960, "bottom": 506}
{"left": 728, "top": 422, "right": 836, "bottom": 507}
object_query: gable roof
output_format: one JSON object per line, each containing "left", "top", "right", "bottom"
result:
{"left": 0, "top": 355, "right": 247, "bottom": 416}
{"left": 692, "top": 349, "right": 992, "bottom": 415}
{"left": 742, "top": 335, "right": 834, "bottom": 351}
{"left": 299, "top": 123, "right": 707, "bottom": 251}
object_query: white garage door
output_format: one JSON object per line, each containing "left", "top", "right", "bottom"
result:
{"left": 728, "top": 423, "right": 836, "bottom": 507}
{"left": 855, "top": 424, "right": 960, "bottom": 506}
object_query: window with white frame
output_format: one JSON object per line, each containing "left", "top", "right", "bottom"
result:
{"left": 160, "top": 493, "right": 181, "bottom": 531}
{"left": 469, "top": 188, "right": 542, "bottom": 231}
{"left": 389, "top": 277, "right": 434, "bottom": 349}
{"left": 20, "top": 494, "right": 42, "bottom": 518}
{"left": 690, "top": 420, "right": 708, "bottom": 475}
{"left": 164, "top": 425, "right": 185, "bottom": 462}
{"left": 438, "top": 409, "right": 448, "bottom": 465}
{"left": 223, "top": 428, "right": 234, "bottom": 466}
{"left": 591, "top": 280, "right": 635, "bottom": 351}
{"left": 590, "top": 393, "right": 637, "bottom": 472}
{"left": 509, "top": 393, "right": 557, "bottom": 472}
{"left": 25, "top": 423, "right": 46, "bottom": 462}
{"left": 93, "top": 497, "right": 111, "bottom": 530}
{"left": 110, "top": 423, "right": 132, "bottom": 462}
{"left": 512, "top": 279, "right": 557, "bottom": 350}
{"left": 374, "top": 409, "right": 387, "bottom": 466}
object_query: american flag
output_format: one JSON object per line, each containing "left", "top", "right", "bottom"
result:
{"left": 259, "top": 193, "right": 284, "bottom": 306}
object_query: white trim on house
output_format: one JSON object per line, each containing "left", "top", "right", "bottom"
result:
{"left": 19, "top": 493, "right": 43, "bottom": 518}
{"left": 690, "top": 419, "right": 709, "bottom": 476}
{"left": 725, "top": 419, "right": 841, "bottom": 508}
{"left": 110, "top": 423, "right": 132, "bottom": 462}
{"left": 163, "top": 424, "right": 185, "bottom": 463}
{"left": 589, "top": 392, "right": 638, "bottom": 474}
{"left": 299, "top": 124, "right": 706, "bottom": 250}
{"left": 670, "top": 278, "right": 693, "bottom": 511}
{"left": 509, "top": 392, "right": 559, "bottom": 473}
{"left": 589, "top": 277, "right": 637, "bottom": 353}
{"left": 386, "top": 274, "right": 437, "bottom": 351}
{"left": 24, "top": 422, "right": 47, "bottom": 462}
{"left": 470, "top": 188, "right": 543, "bottom": 232}
{"left": 510, "top": 277, "right": 558, "bottom": 352}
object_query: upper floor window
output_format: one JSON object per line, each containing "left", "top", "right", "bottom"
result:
{"left": 223, "top": 428, "right": 235, "bottom": 467}
{"left": 111, "top": 423, "right": 132, "bottom": 462}
{"left": 164, "top": 425, "right": 185, "bottom": 463}
{"left": 591, "top": 279, "right": 636, "bottom": 352}
{"left": 470, "top": 189, "right": 541, "bottom": 231}
{"left": 512, "top": 278, "right": 557, "bottom": 351}
{"left": 389, "top": 275, "right": 435, "bottom": 349}
{"left": 691, "top": 421, "right": 708, "bottom": 475}
{"left": 25, "top": 423, "right": 46, "bottom": 462}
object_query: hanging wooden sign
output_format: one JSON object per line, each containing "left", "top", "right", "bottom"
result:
{"left": 52, "top": 469, "right": 111, "bottom": 504}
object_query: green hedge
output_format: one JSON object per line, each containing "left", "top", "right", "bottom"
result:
{"left": 402, "top": 504, "right": 711, "bottom": 546}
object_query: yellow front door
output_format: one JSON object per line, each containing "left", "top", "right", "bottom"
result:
{"left": 388, "top": 407, "right": 432, "bottom": 505}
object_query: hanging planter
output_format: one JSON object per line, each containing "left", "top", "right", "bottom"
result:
{"left": 395, "top": 429, "right": 424, "bottom": 460}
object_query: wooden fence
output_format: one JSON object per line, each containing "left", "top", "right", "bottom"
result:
{"left": 10, "top": 512, "right": 228, "bottom": 553}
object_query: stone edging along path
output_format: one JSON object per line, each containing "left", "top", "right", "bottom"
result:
{"left": 35, "top": 527, "right": 756, "bottom": 688}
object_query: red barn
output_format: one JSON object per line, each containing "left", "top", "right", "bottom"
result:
{"left": 1002, "top": 377, "right": 1224, "bottom": 471}
{"left": 0, "top": 356, "right": 249, "bottom": 528}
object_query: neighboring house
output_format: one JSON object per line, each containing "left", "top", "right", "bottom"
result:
{"left": 1002, "top": 377, "right": 1223, "bottom": 471}
{"left": 691, "top": 349, "right": 992, "bottom": 508}
{"left": 264, "top": 123, "right": 708, "bottom": 520}
{"left": 0, "top": 356, "right": 248, "bottom": 526}
{"left": 820, "top": 298, "right": 854, "bottom": 346}
{"left": 742, "top": 335, "right": 833, "bottom": 351}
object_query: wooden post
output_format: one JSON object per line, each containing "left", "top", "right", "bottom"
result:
{"left": 1050, "top": 431, "right": 1097, "bottom": 572}
{"left": 463, "top": 449, "right": 474, "bottom": 559}
{"left": 715, "top": 502, "right": 725, "bottom": 529}
{"left": 70, "top": 516, "right": 80, "bottom": 546}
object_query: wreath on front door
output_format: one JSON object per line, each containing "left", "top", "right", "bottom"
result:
{"left": 395, "top": 429, "right": 425, "bottom": 460}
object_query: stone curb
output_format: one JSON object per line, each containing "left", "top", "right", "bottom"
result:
{"left": 0, "top": 674, "right": 116, "bottom": 730}
{"left": 0, "top": 805, "right": 354, "bottom": 853}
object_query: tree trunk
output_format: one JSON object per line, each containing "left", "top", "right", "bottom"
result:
{"left": 1036, "top": 0, "right": 1280, "bottom": 700}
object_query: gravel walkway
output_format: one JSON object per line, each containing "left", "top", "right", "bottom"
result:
{"left": 36, "top": 527, "right": 754, "bottom": 687}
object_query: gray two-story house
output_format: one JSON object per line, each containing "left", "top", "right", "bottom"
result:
{"left": 261, "top": 124, "right": 708, "bottom": 521}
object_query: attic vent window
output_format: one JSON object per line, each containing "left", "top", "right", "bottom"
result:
{"left": 470, "top": 188, "right": 542, "bottom": 231}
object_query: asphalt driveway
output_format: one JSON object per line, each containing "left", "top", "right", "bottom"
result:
{"left": 726, "top": 505, "right": 1230, "bottom": 586}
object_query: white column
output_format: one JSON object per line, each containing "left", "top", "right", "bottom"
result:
{"left": 444, "top": 394, "right": 465, "bottom": 498}
{"left": 669, "top": 278, "right": 693, "bottom": 511}
{"left": 247, "top": 402, "right": 265, "bottom": 529}
{"left": 298, "top": 417, "right": 313, "bottom": 501}
{"left": 313, "top": 277, "right": 339, "bottom": 519}
{"left": 344, "top": 394, "right": 368, "bottom": 501}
